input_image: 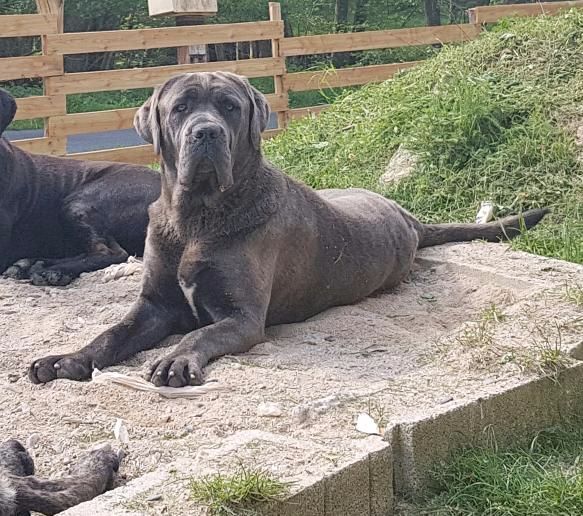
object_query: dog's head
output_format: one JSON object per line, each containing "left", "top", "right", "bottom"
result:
{"left": 134, "top": 72, "right": 270, "bottom": 195}
{"left": 0, "top": 88, "right": 17, "bottom": 137}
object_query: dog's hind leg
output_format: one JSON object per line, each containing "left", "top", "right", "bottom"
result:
{"left": 1, "top": 444, "right": 120, "bottom": 516}
{"left": 28, "top": 239, "right": 129, "bottom": 287}
{"left": 34, "top": 196, "right": 132, "bottom": 286}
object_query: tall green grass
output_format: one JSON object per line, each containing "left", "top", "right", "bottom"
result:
{"left": 421, "top": 426, "right": 583, "bottom": 515}
{"left": 265, "top": 12, "right": 583, "bottom": 264}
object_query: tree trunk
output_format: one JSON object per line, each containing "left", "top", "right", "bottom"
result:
{"left": 335, "top": 0, "right": 349, "bottom": 32}
{"left": 423, "top": 0, "right": 441, "bottom": 26}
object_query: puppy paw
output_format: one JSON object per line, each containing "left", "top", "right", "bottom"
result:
{"left": 29, "top": 354, "right": 93, "bottom": 384}
{"left": 30, "top": 268, "right": 73, "bottom": 287}
{"left": 147, "top": 353, "right": 205, "bottom": 387}
{"left": 70, "top": 444, "right": 122, "bottom": 490}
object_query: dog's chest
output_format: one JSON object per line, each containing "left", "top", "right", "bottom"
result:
{"left": 176, "top": 243, "right": 211, "bottom": 319}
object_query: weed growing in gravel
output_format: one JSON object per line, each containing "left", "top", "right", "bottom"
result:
{"left": 190, "top": 465, "right": 288, "bottom": 516}
{"left": 480, "top": 303, "right": 507, "bottom": 323}
{"left": 565, "top": 283, "right": 583, "bottom": 307}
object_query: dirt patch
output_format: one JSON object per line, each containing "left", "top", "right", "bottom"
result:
{"left": 1, "top": 242, "right": 582, "bottom": 514}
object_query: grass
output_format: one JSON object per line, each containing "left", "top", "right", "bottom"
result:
{"left": 418, "top": 425, "right": 583, "bottom": 515}
{"left": 265, "top": 11, "right": 583, "bottom": 265}
{"left": 190, "top": 465, "right": 288, "bottom": 516}
{"left": 565, "top": 283, "right": 583, "bottom": 307}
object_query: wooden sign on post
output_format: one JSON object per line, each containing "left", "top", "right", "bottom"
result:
{"left": 148, "top": 0, "right": 217, "bottom": 17}
{"left": 148, "top": 1, "right": 218, "bottom": 65}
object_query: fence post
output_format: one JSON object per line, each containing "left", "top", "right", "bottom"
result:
{"left": 35, "top": 0, "right": 67, "bottom": 156}
{"left": 268, "top": 2, "right": 288, "bottom": 131}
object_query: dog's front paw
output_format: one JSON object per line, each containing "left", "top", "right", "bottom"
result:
{"left": 147, "top": 353, "right": 205, "bottom": 387}
{"left": 29, "top": 353, "right": 93, "bottom": 384}
{"left": 30, "top": 267, "right": 73, "bottom": 287}
{"left": 3, "top": 258, "right": 37, "bottom": 280}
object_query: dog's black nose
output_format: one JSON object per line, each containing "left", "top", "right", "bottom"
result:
{"left": 194, "top": 124, "right": 220, "bottom": 140}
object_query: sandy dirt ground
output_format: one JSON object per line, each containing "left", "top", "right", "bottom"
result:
{"left": 1, "top": 242, "right": 582, "bottom": 515}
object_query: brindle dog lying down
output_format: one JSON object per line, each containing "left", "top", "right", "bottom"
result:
{"left": 0, "top": 88, "right": 161, "bottom": 286}
{"left": 0, "top": 440, "right": 120, "bottom": 516}
{"left": 29, "top": 71, "right": 548, "bottom": 386}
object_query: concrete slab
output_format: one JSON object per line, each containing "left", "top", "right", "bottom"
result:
{"left": 1, "top": 242, "right": 582, "bottom": 514}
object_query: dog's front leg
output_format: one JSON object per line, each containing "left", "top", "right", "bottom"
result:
{"left": 148, "top": 316, "right": 265, "bottom": 387}
{"left": 147, "top": 252, "right": 273, "bottom": 387}
{"left": 28, "top": 295, "right": 184, "bottom": 384}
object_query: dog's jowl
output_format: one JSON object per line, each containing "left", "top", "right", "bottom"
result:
{"left": 29, "top": 72, "right": 548, "bottom": 387}
{"left": 0, "top": 88, "right": 160, "bottom": 286}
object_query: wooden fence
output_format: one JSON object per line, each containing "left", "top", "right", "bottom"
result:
{"left": 2, "top": 0, "right": 583, "bottom": 164}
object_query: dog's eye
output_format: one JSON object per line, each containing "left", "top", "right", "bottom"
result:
{"left": 175, "top": 104, "right": 187, "bottom": 113}
{"left": 225, "top": 102, "right": 235, "bottom": 112}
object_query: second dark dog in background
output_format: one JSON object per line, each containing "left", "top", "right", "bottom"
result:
{"left": 0, "top": 88, "right": 161, "bottom": 287}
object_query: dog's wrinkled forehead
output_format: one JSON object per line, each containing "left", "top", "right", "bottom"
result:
{"left": 159, "top": 72, "right": 249, "bottom": 110}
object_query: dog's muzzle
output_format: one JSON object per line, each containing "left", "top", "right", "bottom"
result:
{"left": 180, "top": 122, "right": 233, "bottom": 192}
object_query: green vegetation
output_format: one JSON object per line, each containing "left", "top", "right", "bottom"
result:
{"left": 190, "top": 465, "right": 288, "bottom": 516}
{"left": 265, "top": 12, "right": 583, "bottom": 265}
{"left": 418, "top": 426, "right": 583, "bottom": 515}
{"left": 565, "top": 283, "right": 583, "bottom": 306}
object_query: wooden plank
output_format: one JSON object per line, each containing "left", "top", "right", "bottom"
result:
{"left": 66, "top": 145, "right": 158, "bottom": 164}
{"left": 45, "top": 57, "right": 285, "bottom": 95}
{"left": 280, "top": 23, "right": 480, "bottom": 57}
{"left": 49, "top": 94, "right": 286, "bottom": 137}
{"left": 49, "top": 108, "right": 140, "bottom": 137}
{"left": 0, "top": 14, "right": 58, "bottom": 37}
{"left": 289, "top": 105, "right": 329, "bottom": 120}
{"left": 468, "top": 0, "right": 583, "bottom": 24}
{"left": 11, "top": 136, "right": 62, "bottom": 155}
{"left": 286, "top": 62, "right": 419, "bottom": 92}
{"left": 263, "top": 128, "right": 282, "bottom": 139}
{"left": 0, "top": 54, "right": 62, "bottom": 81}
{"left": 45, "top": 20, "right": 284, "bottom": 55}
{"left": 14, "top": 96, "right": 66, "bottom": 121}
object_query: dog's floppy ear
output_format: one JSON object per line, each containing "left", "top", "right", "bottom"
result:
{"left": 134, "top": 88, "right": 163, "bottom": 155}
{"left": 245, "top": 81, "right": 270, "bottom": 151}
{"left": 0, "top": 88, "right": 17, "bottom": 137}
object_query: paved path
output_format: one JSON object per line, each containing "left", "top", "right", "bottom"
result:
{"left": 5, "top": 113, "right": 279, "bottom": 154}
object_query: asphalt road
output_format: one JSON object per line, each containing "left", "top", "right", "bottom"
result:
{"left": 5, "top": 113, "right": 279, "bottom": 154}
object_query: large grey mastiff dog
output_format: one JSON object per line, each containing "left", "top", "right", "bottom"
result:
{"left": 29, "top": 71, "right": 548, "bottom": 386}
{"left": 0, "top": 88, "right": 160, "bottom": 286}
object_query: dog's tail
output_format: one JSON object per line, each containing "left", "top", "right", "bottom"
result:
{"left": 418, "top": 207, "right": 549, "bottom": 249}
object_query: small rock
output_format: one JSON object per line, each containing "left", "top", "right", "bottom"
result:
{"left": 379, "top": 145, "right": 419, "bottom": 185}
{"left": 113, "top": 418, "right": 130, "bottom": 444}
{"left": 355, "top": 413, "right": 380, "bottom": 435}
{"left": 7, "top": 373, "right": 19, "bottom": 383}
{"left": 26, "top": 433, "right": 41, "bottom": 449}
{"left": 257, "top": 402, "right": 283, "bottom": 417}
{"left": 20, "top": 403, "right": 31, "bottom": 416}
{"left": 421, "top": 293, "right": 436, "bottom": 301}
{"left": 147, "top": 494, "right": 163, "bottom": 502}
{"left": 324, "top": 335, "right": 335, "bottom": 342}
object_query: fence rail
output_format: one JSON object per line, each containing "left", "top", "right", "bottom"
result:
{"left": 2, "top": 0, "right": 583, "bottom": 162}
